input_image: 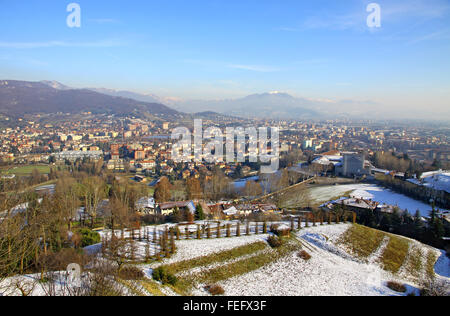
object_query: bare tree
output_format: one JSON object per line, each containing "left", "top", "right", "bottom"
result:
{"left": 154, "top": 177, "right": 172, "bottom": 203}
{"left": 186, "top": 177, "right": 203, "bottom": 200}
{"left": 79, "top": 177, "right": 107, "bottom": 227}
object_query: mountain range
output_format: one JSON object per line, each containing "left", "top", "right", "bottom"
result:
{"left": 0, "top": 80, "right": 178, "bottom": 118}
{"left": 86, "top": 86, "right": 324, "bottom": 119}
{"left": 171, "top": 92, "right": 321, "bottom": 119}
{"left": 82, "top": 85, "right": 381, "bottom": 120}
{"left": 0, "top": 80, "right": 385, "bottom": 120}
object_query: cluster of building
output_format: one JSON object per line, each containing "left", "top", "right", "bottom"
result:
{"left": 1, "top": 114, "right": 449, "bottom": 183}
{"left": 310, "top": 150, "right": 372, "bottom": 177}
{"left": 135, "top": 196, "right": 278, "bottom": 219}
{"left": 320, "top": 196, "right": 399, "bottom": 215}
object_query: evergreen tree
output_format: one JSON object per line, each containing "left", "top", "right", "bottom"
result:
{"left": 413, "top": 210, "right": 424, "bottom": 239}
{"left": 195, "top": 204, "right": 205, "bottom": 221}
{"left": 391, "top": 208, "right": 403, "bottom": 232}
{"left": 380, "top": 214, "right": 392, "bottom": 231}
{"left": 426, "top": 207, "right": 445, "bottom": 247}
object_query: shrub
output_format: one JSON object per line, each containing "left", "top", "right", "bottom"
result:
{"left": 119, "top": 266, "right": 145, "bottom": 280}
{"left": 267, "top": 235, "right": 283, "bottom": 248}
{"left": 205, "top": 284, "right": 225, "bottom": 296}
{"left": 152, "top": 266, "right": 178, "bottom": 285}
{"left": 37, "top": 248, "right": 89, "bottom": 272}
{"left": 270, "top": 224, "right": 291, "bottom": 237}
{"left": 298, "top": 250, "right": 311, "bottom": 261}
{"left": 386, "top": 281, "right": 407, "bottom": 293}
{"left": 77, "top": 228, "right": 101, "bottom": 247}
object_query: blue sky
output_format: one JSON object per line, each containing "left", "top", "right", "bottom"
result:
{"left": 0, "top": 0, "right": 449, "bottom": 115}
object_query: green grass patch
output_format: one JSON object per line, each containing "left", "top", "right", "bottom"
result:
{"left": 6, "top": 165, "right": 50, "bottom": 175}
{"left": 425, "top": 250, "right": 438, "bottom": 279}
{"left": 403, "top": 246, "right": 423, "bottom": 279}
{"left": 117, "top": 279, "right": 146, "bottom": 297}
{"left": 335, "top": 224, "right": 417, "bottom": 275}
{"left": 172, "top": 238, "right": 301, "bottom": 295}
{"left": 381, "top": 235, "right": 410, "bottom": 274}
{"left": 140, "top": 280, "right": 166, "bottom": 296}
{"left": 338, "top": 224, "right": 386, "bottom": 259}
{"left": 164, "top": 241, "right": 267, "bottom": 275}
{"left": 196, "top": 239, "right": 300, "bottom": 284}
{"left": 310, "top": 190, "right": 354, "bottom": 206}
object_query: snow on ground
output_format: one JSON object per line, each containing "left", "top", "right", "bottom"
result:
{"left": 367, "top": 237, "right": 389, "bottom": 266}
{"left": 217, "top": 224, "right": 402, "bottom": 296}
{"left": 0, "top": 272, "right": 95, "bottom": 297}
{"left": 158, "top": 234, "right": 269, "bottom": 265}
{"left": 179, "top": 249, "right": 267, "bottom": 278}
{"left": 97, "top": 221, "right": 273, "bottom": 262}
{"left": 308, "top": 184, "right": 358, "bottom": 203}
{"left": 408, "top": 171, "right": 450, "bottom": 194}
{"left": 0, "top": 274, "right": 49, "bottom": 296}
{"left": 310, "top": 183, "right": 448, "bottom": 215}
{"left": 299, "top": 224, "right": 357, "bottom": 262}
{"left": 3, "top": 223, "right": 448, "bottom": 296}
{"left": 212, "top": 224, "right": 449, "bottom": 296}
{"left": 435, "top": 250, "right": 450, "bottom": 279}
{"left": 219, "top": 252, "right": 400, "bottom": 296}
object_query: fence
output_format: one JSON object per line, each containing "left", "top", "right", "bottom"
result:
{"left": 100, "top": 211, "right": 356, "bottom": 262}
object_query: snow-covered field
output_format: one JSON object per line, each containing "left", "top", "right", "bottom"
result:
{"left": 213, "top": 224, "right": 449, "bottom": 296}
{"left": 2, "top": 222, "right": 449, "bottom": 296}
{"left": 408, "top": 171, "right": 450, "bottom": 194}
{"left": 217, "top": 224, "right": 392, "bottom": 296}
{"left": 309, "top": 183, "right": 448, "bottom": 215}
{"left": 156, "top": 234, "right": 268, "bottom": 265}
